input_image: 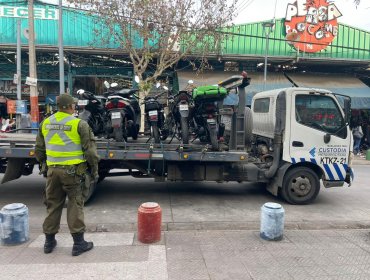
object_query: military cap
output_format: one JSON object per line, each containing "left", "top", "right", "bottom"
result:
{"left": 57, "top": 94, "right": 77, "bottom": 109}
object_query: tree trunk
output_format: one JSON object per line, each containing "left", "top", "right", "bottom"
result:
{"left": 139, "top": 90, "right": 148, "bottom": 133}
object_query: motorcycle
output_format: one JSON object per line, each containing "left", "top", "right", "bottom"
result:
{"left": 104, "top": 82, "right": 139, "bottom": 142}
{"left": 191, "top": 85, "right": 228, "bottom": 150}
{"left": 142, "top": 83, "right": 168, "bottom": 143}
{"left": 166, "top": 88, "right": 194, "bottom": 144}
{"left": 76, "top": 89, "right": 106, "bottom": 136}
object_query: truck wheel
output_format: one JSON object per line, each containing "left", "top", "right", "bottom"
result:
{"left": 281, "top": 167, "right": 320, "bottom": 205}
{"left": 84, "top": 176, "right": 98, "bottom": 204}
{"left": 244, "top": 107, "right": 253, "bottom": 146}
{"left": 97, "top": 171, "right": 108, "bottom": 183}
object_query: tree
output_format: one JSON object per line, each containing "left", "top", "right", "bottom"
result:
{"left": 67, "top": 0, "right": 237, "bottom": 132}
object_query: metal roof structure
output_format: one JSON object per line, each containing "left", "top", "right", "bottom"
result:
{"left": 0, "top": 2, "right": 369, "bottom": 67}
{"left": 0, "top": 1, "right": 368, "bottom": 104}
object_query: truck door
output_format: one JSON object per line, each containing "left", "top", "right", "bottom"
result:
{"left": 289, "top": 93, "right": 349, "bottom": 182}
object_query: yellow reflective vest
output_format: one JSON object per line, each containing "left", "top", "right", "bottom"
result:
{"left": 41, "top": 111, "right": 85, "bottom": 166}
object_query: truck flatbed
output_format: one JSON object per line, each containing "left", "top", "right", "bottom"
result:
{"left": 0, "top": 133, "right": 249, "bottom": 163}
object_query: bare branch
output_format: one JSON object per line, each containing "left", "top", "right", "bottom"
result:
{"left": 66, "top": 0, "right": 237, "bottom": 89}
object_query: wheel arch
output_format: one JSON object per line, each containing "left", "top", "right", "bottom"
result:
{"left": 267, "top": 161, "right": 324, "bottom": 196}
{"left": 280, "top": 163, "right": 322, "bottom": 205}
{"left": 285, "top": 162, "right": 324, "bottom": 182}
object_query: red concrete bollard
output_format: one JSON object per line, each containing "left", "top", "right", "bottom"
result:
{"left": 137, "top": 202, "right": 162, "bottom": 243}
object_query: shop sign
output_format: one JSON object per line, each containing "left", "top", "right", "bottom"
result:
{"left": 0, "top": 81, "right": 30, "bottom": 95}
{"left": 0, "top": 5, "right": 58, "bottom": 20}
{"left": 16, "top": 100, "right": 27, "bottom": 114}
{"left": 284, "top": 0, "right": 342, "bottom": 53}
{"left": 26, "top": 77, "right": 37, "bottom": 87}
{"left": 7, "top": 100, "right": 16, "bottom": 114}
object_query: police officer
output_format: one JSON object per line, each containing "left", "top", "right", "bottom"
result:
{"left": 35, "top": 94, "right": 99, "bottom": 256}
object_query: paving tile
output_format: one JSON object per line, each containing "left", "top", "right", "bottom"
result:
{"left": 165, "top": 232, "right": 198, "bottom": 246}
{"left": 166, "top": 245, "right": 203, "bottom": 261}
{"left": 4, "top": 229, "right": 370, "bottom": 279}
{"left": 322, "top": 265, "right": 365, "bottom": 276}
{"left": 28, "top": 232, "right": 134, "bottom": 247}
{"left": 147, "top": 260, "right": 168, "bottom": 280}
{"left": 10, "top": 245, "right": 149, "bottom": 264}
{"left": 167, "top": 259, "right": 209, "bottom": 280}
{"left": 0, "top": 247, "right": 25, "bottom": 264}
{"left": 246, "top": 265, "right": 294, "bottom": 280}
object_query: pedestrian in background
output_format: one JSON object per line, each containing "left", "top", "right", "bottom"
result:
{"left": 352, "top": 119, "right": 364, "bottom": 156}
{"left": 35, "top": 94, "right": 100, "bottom": 256}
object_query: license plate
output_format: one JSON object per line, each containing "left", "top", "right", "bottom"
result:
{"left": 111, "top": 112, "right": 121, "bottom": 119}
{"left": 179, "top": 104, "right": 188, "bottom": 111}
{"left": 207, "top": 118, "right": 216, "bottom": 124}
{"left": 78, "top": 100, "right": 88, "bottom": 106}
{"left": 149, "top": 110, "right": 158, "bottom": 116}
{"left": 221, "top": 115, "right": 232, "bottom": 128}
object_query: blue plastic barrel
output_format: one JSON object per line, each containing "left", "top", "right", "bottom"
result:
{"left": 0, "top": 203, "right": 29, "bottom": 245}
{"left": 260, "top": 202, "right": 285, "bottom": 241}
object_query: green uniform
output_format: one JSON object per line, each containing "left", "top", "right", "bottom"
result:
{"left": 35, "top": 111, "right": 99, "bottom": 234}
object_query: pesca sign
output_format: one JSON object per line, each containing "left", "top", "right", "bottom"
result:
{"left": 284, "top": 0, "right": 342, "bottom": 53}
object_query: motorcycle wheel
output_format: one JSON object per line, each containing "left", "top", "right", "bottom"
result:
{"left": 180, "top": 117, "right": 189, "bottom": 144}
{"left": 113, "top": 127, "right": 124, "bottom": 142}
{"left": 160, "top": 128, "right": 169, "bottom": 141}
{"left": 151, "top": 123, "right": 160, "bottom": 144}
{"left": 209, "top": 126, "right": 219, "bottom": 151}
{"left": 131, "top": 123, "right": 138, "bottom": 140}
{"left": 87, "top": 118, "right": 98, "bottom": 135}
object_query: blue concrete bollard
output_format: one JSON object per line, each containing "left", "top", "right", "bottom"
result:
{"left": 260, "top": 202, "right": 285, "bottom": 241}
{"left": 0, "top": 203, "right": 29, "bottom": 245}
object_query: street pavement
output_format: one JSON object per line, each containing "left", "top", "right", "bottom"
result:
{"left": 0, "top": 158, "right": 369, "bottom": 279}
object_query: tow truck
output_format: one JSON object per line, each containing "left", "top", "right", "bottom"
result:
{"left": 0, "top": 74, "right": 354, "bottom": 204}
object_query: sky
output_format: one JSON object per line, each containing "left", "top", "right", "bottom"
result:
{"left": 233, "top": 0, "right": 370, "bottom": 31}
{"left": 39, "top": 0, "right": 370, "bottom": 31}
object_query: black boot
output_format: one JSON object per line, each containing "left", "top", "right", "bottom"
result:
{"left": 71, "top": 233, "right": 93, "bottom": 256}
{"left": 44, "top": 233, "right": 57, "bottom": 254}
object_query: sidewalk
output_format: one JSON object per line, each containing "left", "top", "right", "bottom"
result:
{"left": 353, "top": 154, "right": 370, "bottom": 165}
{"left": 1, "top": 229, "right": 370, "bottom": 280}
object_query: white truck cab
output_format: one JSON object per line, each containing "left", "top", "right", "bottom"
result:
{"left": 252, "top": 87, "right": 353, "bottom": 204}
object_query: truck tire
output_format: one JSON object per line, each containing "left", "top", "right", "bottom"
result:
{"left": 97, "top": 171, "right": 108, "bottom": 183}
{"left": 244, "top": 107, "right": 253, "bottom": 146}
{"left": 281, "top": 167, "right": 320, "bottom": 205}
{"left": 84, "top": 175, "right": 98, "bottom": 204}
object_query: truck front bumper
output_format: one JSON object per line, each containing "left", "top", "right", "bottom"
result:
{"left": 344, "top": 166, "right": 354, "bottom": 186}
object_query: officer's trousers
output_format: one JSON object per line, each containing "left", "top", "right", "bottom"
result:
{"left": 43, "top": 166, "right": 86, "bottom": 234}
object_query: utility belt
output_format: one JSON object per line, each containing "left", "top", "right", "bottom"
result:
{"left": 48, "top": 162, "right": 87, "bottom": 176}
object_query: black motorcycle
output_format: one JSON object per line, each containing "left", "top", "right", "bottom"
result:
{"left": 166, "top": 90, "right": 194, "bottom": 144}
{"left": 191, "top": 85, "right": 228, "bottom": 150}
{"left": 142, "top": 90, "right": 168, "bottom": 143}
{"left": 76, "top": 89, "right": 106, "bottom": 136}
{"left": 104, "top": 89, "right": 139, "bottom": 142}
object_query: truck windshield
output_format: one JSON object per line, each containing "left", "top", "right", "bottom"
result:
{"left": 295, "top": 94, "right": 346, "bottom": 138}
